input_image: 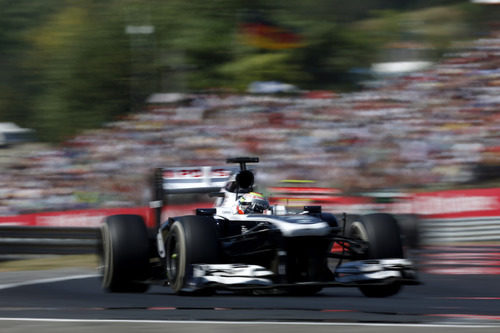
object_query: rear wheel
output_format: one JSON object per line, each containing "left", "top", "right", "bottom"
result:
{"left": 100, "top": 214, "right": 150, "bottom": 293}
{"left": 348, "top": 213, "right": 404, "bottom": 297}
{"left": 165, "top": 216, "right": 219, "bottom": 294}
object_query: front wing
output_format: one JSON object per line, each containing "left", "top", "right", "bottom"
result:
{"left": 182, "top": 259, "right": 419, "bottom": 292}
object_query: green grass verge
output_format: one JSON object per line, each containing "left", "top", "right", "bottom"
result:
{"left": 0, "top": 254, "right": 98, "bottom": 272}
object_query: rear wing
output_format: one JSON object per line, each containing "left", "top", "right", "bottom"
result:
{"left": 151, "top": 158, "right": 259, "bottom": 228}
{"left": 151, "top": 166, "right": 237, "bottom": 229}
{"left": 154, "top": 166, "right": 238, "bottom": 196}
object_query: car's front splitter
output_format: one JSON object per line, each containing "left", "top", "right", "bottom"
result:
{"left": 181, "top": 259, "right": 420, "bottom": 292}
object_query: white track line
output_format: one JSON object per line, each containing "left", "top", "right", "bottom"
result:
{"left": 0, "top": 274, "right": 98, "bottom": 290}
{"left": 0, "top": 318, "right": 498, "bottom": 329}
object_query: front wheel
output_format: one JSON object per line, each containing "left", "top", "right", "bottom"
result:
{"left": 348, "top": 213, "right": 404, "bottom": 297}
{"left": 165, "top": 216, "right": 219, "bottom": 294}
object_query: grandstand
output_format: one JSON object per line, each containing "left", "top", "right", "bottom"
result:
{"left": 0, "top": 30, "right": 499, "bottom": 216}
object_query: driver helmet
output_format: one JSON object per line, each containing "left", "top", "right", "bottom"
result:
{"left": 235, "top": 192, "right": 269, "bottom": 214}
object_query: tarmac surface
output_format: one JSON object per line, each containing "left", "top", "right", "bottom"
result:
{"left": 1, "top": 247, "right": 500, "bottom": 332}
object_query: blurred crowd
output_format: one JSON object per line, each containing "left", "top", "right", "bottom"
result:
{"left": 0, "top": 31, "right": 500, "bottom": 216}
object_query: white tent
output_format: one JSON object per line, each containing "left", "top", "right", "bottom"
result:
{"left": 0, "top": 122, "right": 34, "bottom": 145}
{"left": 471, "top": 0, "right": 500, "bottom": 4}
{"left": 471, "top": 0, "right": 500, "bottom": 3}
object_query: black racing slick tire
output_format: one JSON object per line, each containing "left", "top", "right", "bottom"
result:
{"left": 348, "top": 213, "right": 404, "bottom": 298}
{"left": 100, "top": 214, "right": 150, "bottom": 293}
{"left": 165, "top": 216, "right": 219, "bottom": 294}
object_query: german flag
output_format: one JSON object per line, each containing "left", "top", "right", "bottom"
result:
{"left": 239, "top": 16, "right": 303, "bottom": 50}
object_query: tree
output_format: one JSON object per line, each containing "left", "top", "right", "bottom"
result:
{"left": 0, "top": 0, "right": 482, "bottom": 142}
{"left": 26, "top": 2, "right": 133, "bottom": 141}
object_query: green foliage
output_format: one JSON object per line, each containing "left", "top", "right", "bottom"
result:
{"left": 0, "top": 0, "right": 68, "bottom": 127}
{"left": 26, "top": 2, "right": 135, "bottom": 141}
{"left": 0, "top": 0, "right": 485, "bottom": 142}
{"left": 218, "top": 52, "right": 306, "bottom": 90}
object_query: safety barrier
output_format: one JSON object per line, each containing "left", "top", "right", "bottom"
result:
{"left": 0, "top": 226, "right": 100, "bottom": 255}
{"left": 0, "top": 204, "right": 200, "bottom": 256}
{"left": 0, "top": 187, "right": 499, "bottom": 255}
{"left": 421, "top": 216, "right": 500, "bottom": 244}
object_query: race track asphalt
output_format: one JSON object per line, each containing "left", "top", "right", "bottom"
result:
{"left": 1, "top": 246, "right": 499, "bottom": 332}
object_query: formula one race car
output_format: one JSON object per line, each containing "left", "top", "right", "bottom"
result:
{"left": 99, "top": 157, "right": 419, "bottom": 297}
